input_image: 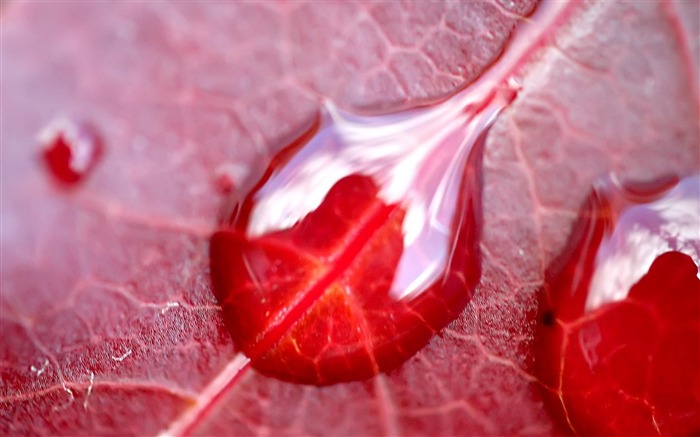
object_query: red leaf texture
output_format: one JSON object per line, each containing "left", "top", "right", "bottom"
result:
{"left": 1, "top": 1, "right": 698, "bottom": 435}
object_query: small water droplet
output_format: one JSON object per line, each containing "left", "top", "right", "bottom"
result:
{"left": 497, "top": 0, "right": 517, "bottom": 12}
{"left": 213, "top": 162, "right": 251, "bottom": 195}
{"left": 38, "top": 118, "right": 103, "bottom": 185}
{"left": 536, "top": 174, "right": 700, "bottom": 435}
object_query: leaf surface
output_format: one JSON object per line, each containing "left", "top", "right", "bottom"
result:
{"left": 1, "top": 1, "right": 698, "bottom": 435}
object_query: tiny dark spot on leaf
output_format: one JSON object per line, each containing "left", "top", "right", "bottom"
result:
{"left": 541, "top": 311, "right": 554, "bottom": 327}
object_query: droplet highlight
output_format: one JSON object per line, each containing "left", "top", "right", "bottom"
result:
{"left": 536, "top": 174, "right": 700, "bottom": 435}
{"left": 38, "top": 118, "right": 103, "bottom": 185}
{"left": 213, "top": 162, "right": 251, "bottom": 195}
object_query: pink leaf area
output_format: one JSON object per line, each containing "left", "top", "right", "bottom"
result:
{"left": 1, "top": 1, "right": 698, "bottom": 436}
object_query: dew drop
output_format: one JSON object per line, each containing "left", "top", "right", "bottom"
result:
{"left": 496, "top": 0, "right": 517, "bottom": 12}
{"left": 208, "top": 0, "right": 573, "bottom": 386}
{"left": 536, "top": 174, "right": 700, "bottom": 435}
{"left": 209, "top": 84, "right": 521, "bottom": 385}
{"left": 213, "top": 163, "right": 243, "bottom": 195}
{"left": 38, "top": 118, "right": 103, "bottom": 185}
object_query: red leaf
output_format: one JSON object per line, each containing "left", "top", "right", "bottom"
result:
{"left": 1, "top": 1, "right": 698, "bottom": 435}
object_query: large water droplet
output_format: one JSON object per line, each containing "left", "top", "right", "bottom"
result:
{"left": 536, "top": 174, "right": 700, "bottom": 435}
{"left": 209, "top": 84, "right": 521, "bottom": 385}
{"left": 208, "top": 0, "right": 573, "bottom": 385}
{"left": 38, "top": 118, "right": 103, "bottom": 185}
